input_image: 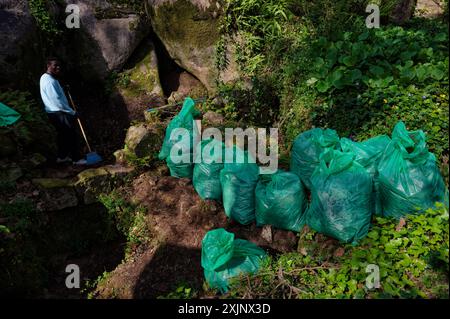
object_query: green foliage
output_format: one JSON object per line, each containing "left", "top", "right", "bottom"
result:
{"left": 225, "top": 203, "right": 449, "bottom": 298}
{"left": 0, "top": 199, "right": 38, "bottom": 234}
{"left": 0, "top": 199, "right": 47, "bottom": 296}
{"left": 301, "top": 24, "right": 449, "bottom": 159}
{"left": 158, "top": 283, "right": 197, "bottom": 299}
{"left": 0, "top": 90, "right": 56, "bottom": 157}
{"left": 213, "top": 79, "right": 279, "bottom": 126}
{"left": 28, "top": 0, "right": 62, "bottom": 40}
{"left": 122, "top": 144, "right": 154, "bottom": 169}
{"left": 98, "top": 190, "right": 150, "bottom": 255}
{"left": 216, "top": 1, "right": 448, "bottom": 163}
{"left": 307, "top": 27, "right": 448, "bottom": 94}
{"left": 84, "top": 271, "right": 112, "bottom": 299}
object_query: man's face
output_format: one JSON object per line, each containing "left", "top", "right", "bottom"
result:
{"left": 47, "top": 60, "right": 62, "bottom": 76}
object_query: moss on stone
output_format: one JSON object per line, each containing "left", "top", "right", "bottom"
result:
{"left": 150, "top": 0, "right": 221, "bottom": 50}
{"left": 116, "top": 41, "right": 161, "bottom": 99}
{"left": 32, "top": 178, "right": 74, "bottom": 189}
{"left": 76, "top": 167, "right": 109, "bottom": 184}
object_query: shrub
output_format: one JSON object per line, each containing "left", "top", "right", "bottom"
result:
{"left": 225, "top": 203, "right": 449, "bottom": 298}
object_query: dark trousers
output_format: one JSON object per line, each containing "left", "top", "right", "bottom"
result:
{"left": 47, "top": 112, "right": 81, "bottom": 161}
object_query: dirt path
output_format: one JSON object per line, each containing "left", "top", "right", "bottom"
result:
{"left": 94, "top": 172, "right": 298, "bottom": 299}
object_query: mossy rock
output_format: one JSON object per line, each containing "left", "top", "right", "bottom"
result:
{"left": 75, "top": 165, "right": 135, "bottom": 204}
{"left": 124, "top": 123, "right": 164, "bottom": 159}
{"left": 32, "top": 178, "right": 74, "bottom": 189}
{"left": 116, "top": 38, "right": 163, "bottom": 99}
{"left": 148, "top": 0, "right": 224, "bottom": 92}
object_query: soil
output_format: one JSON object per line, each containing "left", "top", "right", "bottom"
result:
{"left": 94, "top": 170, "right": 299, "bottom": 299}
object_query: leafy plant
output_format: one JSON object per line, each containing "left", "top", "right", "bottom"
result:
{"left": 224, "top": 203, "right": 449, "bottom": 298}
{"left": 98, "top": 190, "right": 150, "bottom": 256}
{"left": 0, "top": 90, "right": 56, "bottom": 157}
{"left": 28, "top": 0, "right": 62, "bottom": 40}
{"left": 158, "top": 283, "right": 197, "bottom": 299}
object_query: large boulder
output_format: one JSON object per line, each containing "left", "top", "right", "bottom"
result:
{"left": 167, "top": 71, "right": 207, "bottom": 104}
{"left": 65, "top": 0, "right": 151, "bottom": 80}
{"left": 32, "top": 178, "right": 79, "bottom": 211}
{"left": 147, "top": 0, "right": 239, "bottom": 93}
{"left": 123, "top": 123, "right": 164, "bottom": 159}
{"left": 112, "top": 38, "right": 166, "bottom": 121}
{"left": 75, "top": 165, "right": 135, "bottom": 204}
{"left": 0, "top": 2, "right": 41, "bottom": 87}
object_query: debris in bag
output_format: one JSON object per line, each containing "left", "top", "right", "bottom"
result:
{"left": 201, "top": 228, "right": 266, "bottom": 293}
{"left": 220, "top": 146, "right": 259, "bottom": 225}
{"left": 377, "top": 121, "right": 446, "bottom": 219}
{"left": 305, "top": 149, "right": 373, "bottom": 244}
{"left": 340, "top": 135, "right": 391, "bottom": 215}
{"left": 193, "top": 138, "right": 225, "bottom": 201}
{"left": 158, "top": 97, "right": 200, "bottom": 179}
{"left": 290, "top": 127, "right": 340, "bottom": 189}
{"left": 255, "top": 170, "right": 307, "bottom": 232}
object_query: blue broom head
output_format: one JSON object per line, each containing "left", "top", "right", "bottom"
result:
{"left": 86, "top": 152, "right": 102, "bottom": 165}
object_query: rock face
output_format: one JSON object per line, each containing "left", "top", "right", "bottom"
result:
{"left": 112, "top": 38, "right": 165, "bottom": 121}
{"left": 32, "top": 178, "right": 79, "bottom": 211}
{"left": 123, "top": 123, "right": 164, "bottom": 158}
{"left": 75, "top": 165, "right": 135, "bottom": 204}
{"left": 0, "top": 2, "right": 40, "bottom": 86}
{"left": 167, "top": 71, "right": 207, "bottom": 104}
{"left": 147, "top": 0, "right": 239, "bottom": 92}
{"left": 65, "top": 0, "right": 151, "bottom": 80}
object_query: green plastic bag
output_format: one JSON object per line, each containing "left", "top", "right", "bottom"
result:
{"left": 193, "top": 139, "right": 225, "bottom": 200}
{"left": 255, "top": 170, "right": 307, "bottom": 232}
{"left": 220, "top": 146, "right": 259, "bottom": 225}
{"left": 201, "top": 228, "right": 266, "bottom": 293}
{"left": 0, "top": 102, "right": 21, "bottom": 127}
{"left": 290, "top": 128, "right": 340, "bottom": 189}
{"left": 166, "top": 156, "right": 194, "bottom": 179}
{"left": 377, "top": 121, "right": 446, "bottom": 219}
{"left": 340, "top": 135, "right": 391, "bottom": 215}
{"left": 305, "top": 149, "right": 373, "bottom": 244}
{"left": 159, "top": 97, "right": 200, "bottom": 179}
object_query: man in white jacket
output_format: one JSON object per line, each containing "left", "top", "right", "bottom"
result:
{"left": 40, "top": 57, "right": 86, "bottom": 165}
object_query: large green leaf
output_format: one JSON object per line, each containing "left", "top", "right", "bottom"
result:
{"left": 349, "top": 69, "right": 363, "bottom": 82}
{"left": 316, "top": 80, "right": 331, "bottom": 93}
{"left": 369, "top": 65, "right": 385, "bottom": 77}
{"left": 342, "top": 55, "right": 358, "bottom": 67}
{"left": 415, "top": 65, "right": 428, "bottom": 82}
{"left": 430, "top": 66, "right": 445, "bottom": 80}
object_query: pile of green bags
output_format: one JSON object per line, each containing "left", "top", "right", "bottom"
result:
{"left": 377, "top": 122, "right": 446, "bottom": 219}
{"left": 220, "top": 146, "right": 259, "bottom": 225}
{"left": 255, "top": 170, "right": 307, "bottom": 232}
{"left": 305, "top": 150, "right": 373, "bottom": 244}
{"left": 290, "top": 128, "right": 340, "bottom": 189}
{"left": 158, "top": 97, "right": 200, "bottom": 178}
{"left": 158, "top": 99, "right": 446, "bottom": 247}
{"left": 201, "top": 228, "right": 266, "bottom": 292}
{"left": 193, "top": 138, "right": 225, "bottom": 201}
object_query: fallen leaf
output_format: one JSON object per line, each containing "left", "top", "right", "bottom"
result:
{"left": 396, "top": 218, "right": 406, "bottom": 231}
{"left": 300, "top": 247, "right": 308, "bottom": 256}
{"left": 334, "top": 247, "right": 345, "bottom": 258}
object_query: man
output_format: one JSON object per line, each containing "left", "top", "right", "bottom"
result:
{"left": 40, "top": 57, "right": 86, "bottom": 165}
